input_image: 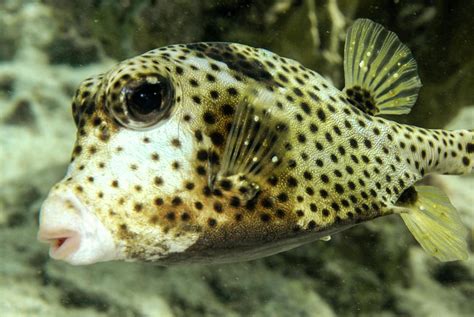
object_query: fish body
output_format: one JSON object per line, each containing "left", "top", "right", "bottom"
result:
{"left": 38, "top": 19, "right": 472, "bottom": 265}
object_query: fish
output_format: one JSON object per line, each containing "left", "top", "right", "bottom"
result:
{"left": 37, "top": 19, "right": 473, "bottom": 265}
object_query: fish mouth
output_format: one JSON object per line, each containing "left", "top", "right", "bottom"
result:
{"left": 38, "top": 229, "right": 81, "bottom": 260}
{"left": 37, "top": 188, "right": 121, "bottom": 265}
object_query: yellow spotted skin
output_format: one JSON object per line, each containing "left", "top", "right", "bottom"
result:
{"left": 63, "top": 43, "right": 473, "bottom": 264}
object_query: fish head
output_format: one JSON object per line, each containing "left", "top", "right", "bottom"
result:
{"left": 38, "top": 44, "right": 251, "bottom": 265}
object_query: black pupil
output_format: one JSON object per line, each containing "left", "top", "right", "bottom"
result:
{"left": 130, "top": 83, "right": 163, "bottom": 115}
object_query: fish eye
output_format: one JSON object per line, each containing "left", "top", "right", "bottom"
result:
{"left": 128, "top": 82, "right": 163, "bottom": 117}
{"left": 111, "top": 75, "right": 174, "bottom": 130}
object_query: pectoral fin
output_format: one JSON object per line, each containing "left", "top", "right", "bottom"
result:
{"left": 211, "top": 90, "right": 289, "bottom": 203}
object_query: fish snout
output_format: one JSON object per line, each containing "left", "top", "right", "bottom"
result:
{"left": 38, "top": 189, "right": 120, "bottom": 265}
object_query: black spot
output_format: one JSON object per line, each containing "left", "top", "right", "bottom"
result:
{"left": 197, "top": 150, "right": 208, "bottom": 161}
{"left": 192, "top": 96, "right": 201, "bottom": 104}
{"left": 277, "top": 192, "right": 288, "bottom": 202}
{"left": 267, "top": 176, "right": 278, "bottom": 186}
{"left": 278, "top": 73, "right": 288, "bottom": 82}
{"left": 288, "top": 159, "right": 297, "bottom": 168}
{"left": 203, "top": 112, "right": 216, "bottom": 124}
{"left": 467, "top": 143, "right": 474, "bottom": 153}
{"left": 208, "top": 218, "right": 217, "bottom": 227}
{"left": 230, "top": 196, "right": 241, "bottom": 207}
{"left": 221, "top": 104, "right": 234, "bottom": 116}
{"left": 194, "top": 130, "right": 203, "bottom": 142}
{"left": 317, "top": 109, "right": 326, "bottom": 122}
{"left": 320, "top": 174, "right": 329, "bottom": 183}
{"left": 165, "top": 212, "right": 175, "bottom": 221}
{"left": 172, "top": 197, "right": 182, "bottom": 206}
{"left": 196, "top": 166, "right": 206, "bottom": 175}
{"left": 210, "top": 132, "right": 225, "bottom": 146}
{"left": 325, "top": 132, "right": 333, "bottom": 143}
{"left": 348, "top": 181, "right": 356, "bottom": 190}
{"left": 349, "top": 138, "right": 358, "bottom": 149}
{"left": 206, "top": 74, "right": 216, "bottom": 82}
{"left": 364, "top": 139, "right": 372, "bottom": 149}
{"left": 262, "top": 197, "right": 274, "bottom": 208}
{"left": 297, "top": 134, "right": 306, "bottom": 143}
{"left": 338, "top": 146, "right": 346, "bottom": 156}
{"left": 287, "top": 176, "right": 298, "bottom": 187}
{"left": 213, "top": 202, "right": 223, "bottom": 213}
{"left": 210, "top": 90, "right": 219, "bottom": 99}
{"left": 181, "top": 212, "right": 190, "bottom": 221}
{"left": 300, "top": 102, "right": 311, "bottom": 114}
{"left": 398, "top": 186, "right": 417, "bottom": 205}
{"left": 293, "top": 87, "right": 303, "bottom": 96}
{"left": 320, "top": 189, "right": 329, "bottom": 198}
{"left": 227, "top": 87, "right": 238, "bottom": 96}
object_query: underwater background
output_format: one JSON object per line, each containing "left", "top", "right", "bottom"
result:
{"left": 0, "top": 0, "right": 473, "bottom": 316}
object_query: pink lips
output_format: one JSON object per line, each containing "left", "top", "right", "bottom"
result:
{"left": 38, "top": 188, "right": 119, "bottom": 265}
{"left": 38, "top": 229, "right": 81, "bottom": 260}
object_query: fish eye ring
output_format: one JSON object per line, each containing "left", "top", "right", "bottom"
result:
{"left": 110, "top": 75, "right": 174, "bottom": 130}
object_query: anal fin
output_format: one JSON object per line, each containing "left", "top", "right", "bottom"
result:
{"left": 343, "top": 19, "right": 422, "bottom": 116}
{"left": 397, "top": 186, "right": 469, "bottom": 262}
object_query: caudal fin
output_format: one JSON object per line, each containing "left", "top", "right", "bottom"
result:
{"left": 397, "top": 186, "right": 469, "bottom": 262}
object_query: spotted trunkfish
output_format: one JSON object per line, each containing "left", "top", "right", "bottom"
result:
{"left": 38, "top": 19, "right": 472, "bottom": 265}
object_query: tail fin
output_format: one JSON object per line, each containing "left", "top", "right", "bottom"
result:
{"left": 397, "top": 186, "right": 469, "bottom": 262}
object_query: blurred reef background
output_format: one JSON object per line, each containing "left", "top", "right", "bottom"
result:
{"left": 0, "top": 0, "right": 473, "bottom": 316}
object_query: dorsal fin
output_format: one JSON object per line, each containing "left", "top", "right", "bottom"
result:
{"left": 211, "top": 90, "right": 288, "bottom": 201}
{"left": 343, "top": 19, "right": 422, "bottom": 116}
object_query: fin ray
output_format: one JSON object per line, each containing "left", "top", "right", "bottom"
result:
{"left": 213, "top": 90, "right": 288, "bottom": 199}
{"left": 398, "top": 186, "right": 469, "bottom": 262}
{"left": 220, "top": 92, "right": 283, "bottom": 178}
{"left": 344, "top": 19, "right": 422, "bottom": 116}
